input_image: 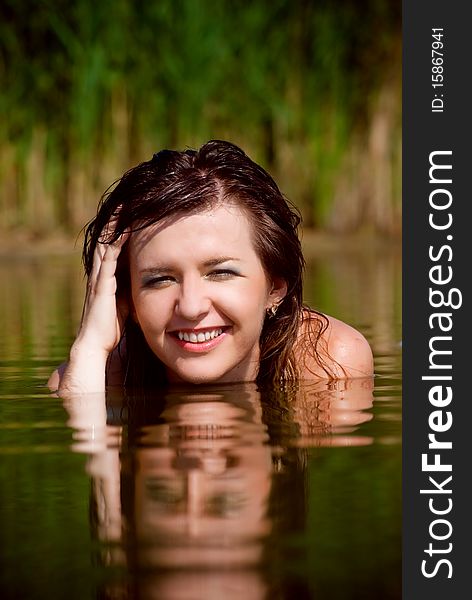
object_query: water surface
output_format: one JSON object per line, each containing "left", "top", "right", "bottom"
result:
{"left": 0, "top": 244, "right": 401, "bottom": 599}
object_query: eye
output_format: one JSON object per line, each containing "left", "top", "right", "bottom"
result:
{"left": 142, "top": 275, "right": 176, "bottom": 288}
{"left": 205, "top": 492, "right": 247, "bottom": 517}
{"left": 207, "top": 269, "right": 240, "bottom": 280}
{"left": 145, "top": 478, "right": 185, "bottom": 508}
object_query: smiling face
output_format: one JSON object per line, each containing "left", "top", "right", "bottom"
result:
{"left": 129, "top": 204, "right": 286, "bottom": 384}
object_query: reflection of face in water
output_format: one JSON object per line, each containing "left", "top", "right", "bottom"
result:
{"left": 129, "top": 394, "right": 273, "bottom": 568}
{"left": 70, "top": 379, "right": 374, "bottom": 598}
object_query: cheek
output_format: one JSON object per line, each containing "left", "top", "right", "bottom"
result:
{"left": 241, "top": 278, "right": 270, "bottom": 312}
{"left": 133, "top": 293, "right": 172, "bottom": 332}
{"left": 218, "top": 282, "right": 268, "bottom": 319}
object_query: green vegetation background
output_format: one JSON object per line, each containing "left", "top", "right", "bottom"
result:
{"left": 0, "top": 0, "right": 401, "bottom": 241}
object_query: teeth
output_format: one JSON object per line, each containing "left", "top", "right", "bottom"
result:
{"left": 176, "top": 328, "right": 223, "bottom": 343}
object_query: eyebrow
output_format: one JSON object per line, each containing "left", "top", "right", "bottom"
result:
{"left": 203, "top": 256, "right": 241, "bottom": 267}
{"left": 139, "top": 256, "right": 241, "bottom": 275}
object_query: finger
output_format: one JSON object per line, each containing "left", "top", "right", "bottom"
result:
{"left": 94, "top": 245, "right": 121, "bottom": 296}
{"left": 90, "top": 226, "right": 130, "bottom": 288}
{"left": 100, "top": 205, "right": 123, "bottom": 242}
{"left": 93, "top": 214, "right": 118, "bottom": 278}
{"left": 110, "top": 227, "right": 130, "bottom": 250}
{"left": 90, "top": 242, "right": 106, "bottom": 284}
{"left": 94, "top": 231, "right": 131, "bottom": 296}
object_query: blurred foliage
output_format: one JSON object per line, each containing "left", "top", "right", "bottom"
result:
{"left": 0, "top": 0, "right": 401, "bottom": 236}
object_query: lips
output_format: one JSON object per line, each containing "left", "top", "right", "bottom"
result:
{"left": 176, "top": 328, "right": 223, "bottom": 343}
{"left": 168, "top": 327, "right": 229, "bottom": 353}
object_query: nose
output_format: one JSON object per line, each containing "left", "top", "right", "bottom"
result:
{"left": 187, "top": 470, "right": 204, "bottom": 535}
{"left": 175, "top": 277, "right": 211, "bottom": 322}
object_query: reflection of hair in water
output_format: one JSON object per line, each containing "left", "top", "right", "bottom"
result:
{"left": 261, "top": 385, "right": 309, "bottom": 537}
{"left": 261, "top": 384, "right": 333, "bottom": 600}
{"left": 82, "top": 140, "right": 332, "bottom": 390}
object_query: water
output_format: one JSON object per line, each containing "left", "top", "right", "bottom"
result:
{"left": 0, "top": 242, "right": 401, "bottom": 599}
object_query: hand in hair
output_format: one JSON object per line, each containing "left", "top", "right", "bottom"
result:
{"left": 50, "top": 222, "right": 130, "bottom": 395}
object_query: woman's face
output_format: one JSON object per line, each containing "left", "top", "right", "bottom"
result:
{"left": 129, "top": 204, "right": 286, "bottom": 384}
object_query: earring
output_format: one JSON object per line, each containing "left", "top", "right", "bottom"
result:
{"left": 266, "top": 304, "right": 278, "bottom": 318}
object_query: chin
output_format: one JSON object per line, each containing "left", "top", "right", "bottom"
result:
{"left": 164, "top": 353, "right": 257, "bottom": 385}
{"left": 167, "top": 363, "right": 243, "bottom": 386}
{"left": 172, "top": 371, "right": 230, "bottom": 386}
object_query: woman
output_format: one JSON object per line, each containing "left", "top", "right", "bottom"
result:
{"left": 49, "top": 140, "right": 373, "bottom": 395}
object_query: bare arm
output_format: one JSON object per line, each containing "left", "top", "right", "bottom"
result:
{"left": 52, "top": 230, "right": 129, "bottom": 396}
{"left": 48, "top": 344, "right": 125, "bottom": 393}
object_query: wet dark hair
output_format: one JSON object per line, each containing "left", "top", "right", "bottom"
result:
{"left": 82, "top": 140, "right": 329, "bottom": 389}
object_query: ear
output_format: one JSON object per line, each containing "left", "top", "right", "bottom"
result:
{"left": 267, "top": 277, "right": 288, "bottom": 308}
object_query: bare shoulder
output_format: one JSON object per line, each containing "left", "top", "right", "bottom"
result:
{"left": 297, "top": 312, "right": 374, "bottom": 379}
{"left": 322, "top": 315, "right": 374, "bottom": 377}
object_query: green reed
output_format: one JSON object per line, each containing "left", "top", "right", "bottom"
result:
{"left": 0, "top": 0, "right": 401, "bottom": 238}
